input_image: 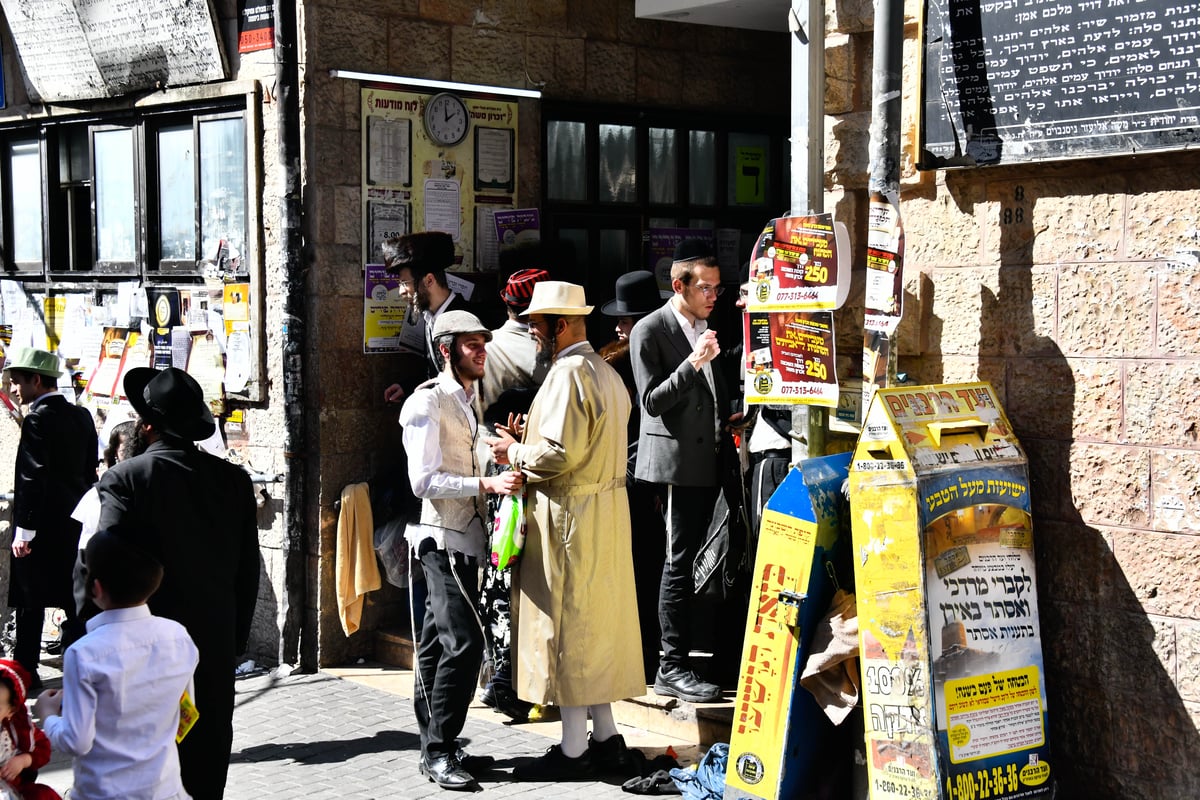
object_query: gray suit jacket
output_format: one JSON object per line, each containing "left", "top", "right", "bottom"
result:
{"left": 629, "top": 302, "right": 729, "bottom": 487}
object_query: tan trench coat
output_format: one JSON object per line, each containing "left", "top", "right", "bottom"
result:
{"left": 508, "top": 344, "right": 645, "bottom": 707}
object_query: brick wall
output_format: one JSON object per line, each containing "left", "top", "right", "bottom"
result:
{"left": 825, "top": 0, "right": 1200, "bottom": 795}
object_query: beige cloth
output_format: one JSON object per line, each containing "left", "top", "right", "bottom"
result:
{"left": 336, "top": 482, "right": 382, "bottom": 635}
{"left": 799, "top": 589, "right": 860, "bottom": 725}
{"left": 508, "top": 345, "right": 644, "bottom": 707}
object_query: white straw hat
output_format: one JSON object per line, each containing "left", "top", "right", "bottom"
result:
{"left": 519, "top": 281, "right": 594, "bottom": 316}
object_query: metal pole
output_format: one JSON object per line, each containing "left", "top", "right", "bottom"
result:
{"left": 274, "top": 0, "right": 311, "bottom": 671}
{"left": 790, "top": 0, "right": 827, "bottom": 461}
{"left": 862, "top": 0, "right": 906, "bottom": 408}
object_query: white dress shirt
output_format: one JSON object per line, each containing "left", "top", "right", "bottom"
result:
{"left": 668, "top": 299, "right": 721, "bottom": 438}
{"left": 43, "top": 605, "right": 199, "bottom": 800}
{"left": 398, "top": 372, "right": 487, "bottom": 556}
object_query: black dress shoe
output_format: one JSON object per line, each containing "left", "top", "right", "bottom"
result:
{"left": 654, "top": 666, "right": 721, "bottom": 704}
{"left": 588, "top": 733, "right": 636, "bottom": 777}
{"left": 512, "top": 744, "right": 592, "bottom": 781}
{"left": 419, "top": 754, "right": 477, "bottom": 790}
{"left": 479, "top": 682, "right": 533, "bottom": 722}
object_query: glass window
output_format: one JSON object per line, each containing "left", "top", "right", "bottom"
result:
{"left": 547, "top": 121, "right": 587, "bottom": 202}
{"left": 728, "top": 132, "right": 770, "bottom": 206}
{"left": 689, "top": 130, "right": 716, "bottom": 206}
{"left": 158, "top": 125, "right": 196, "bottom": 262}
{"left": 52, "top": 127, "right": 93, "bottom": 272}
{"left": 598, "top": 124, "right": 637, "bottom": 204}
{"left": 199, "top": 116, "right": 246, "bottom": 264}
{"left": 10, "top": 141, "right": 44, "bottom": 264}
{"left": 648, "top": 128, "right": 676, "bottom": 205}
{"left": 93, "top": 128, "right": 137, "bottom": 264}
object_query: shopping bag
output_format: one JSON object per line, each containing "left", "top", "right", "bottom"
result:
{"left": 490, "top": 487, "right": 526, "bottom": 570}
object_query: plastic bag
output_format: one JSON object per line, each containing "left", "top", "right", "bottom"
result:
{"left": 490, "top": 488, "right": 526, "bottom": 569}
{"left": 373, "top": 517, "right": 410, "bottom": 588}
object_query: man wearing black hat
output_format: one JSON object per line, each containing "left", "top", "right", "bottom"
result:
{"left": 3, "top": 347, "right": 97, "bottom": 692}
{"left": 601, "top": 270, "right": 665, "bottom": 342}
{"left": 629, "top": 238, "right": 736, "bottom": 705}
{"left": 382, "top": 231, "right": 473, "bottom": 404}
{"left": 95, "top": 367, "right": 260, "bottom": 800}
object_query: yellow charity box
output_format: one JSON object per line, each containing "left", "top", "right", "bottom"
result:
{"left": 850, "top": 383, "right": 1053, "bottom": 800}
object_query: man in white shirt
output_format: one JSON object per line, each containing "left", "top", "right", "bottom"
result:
{"left": 399, "top": 310, "right": 523, "bottom": 791}
{"left": 629, "top": 240, "right": 737, "bottom": 705}
{"left": 35, "top": 530, "right": 198, "bottom": 800}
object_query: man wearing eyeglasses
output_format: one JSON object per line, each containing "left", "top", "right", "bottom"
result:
{"left": 629, "top": 238, "right": 736, "bottom": 705}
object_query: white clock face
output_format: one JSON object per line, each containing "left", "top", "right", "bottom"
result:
{"left": 425, "top": 93, "right": 469, "bottom": 146}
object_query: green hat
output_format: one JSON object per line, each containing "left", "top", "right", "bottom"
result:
{"left": 3, "top": 347, "right": 62, "bottom": 379}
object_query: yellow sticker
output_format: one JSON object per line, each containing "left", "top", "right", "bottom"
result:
{"left": 177, "top": 690, "right": 200, "bottom": 743}
{"left": 1020, "top": 759, "right": 1051, "bottom": 787}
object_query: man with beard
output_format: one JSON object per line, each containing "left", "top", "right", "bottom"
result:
{"left": 3, "top": 347, "right": 97, "bottom": 693}
{"left": 96, "top": 367, "right": 260, "bottom": 800}
{"left": 629, "top": 238, "right": 738, "bottom": 705}
{"left": 487, "top": 282, "right": 644, "bottom": 780}
{"left": 382, "top": 232, "right": 472, "bottom": 404}
{"left": 399, "top": 310, "right": 524, "bottom": 791}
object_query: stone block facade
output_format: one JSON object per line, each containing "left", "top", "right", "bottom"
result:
{"left": 825, "top": 7, "right": 1200, "bottom": 796}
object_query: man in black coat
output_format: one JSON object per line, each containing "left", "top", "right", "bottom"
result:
{"left": 96, "top": 367, "right": 259, "bottom": 800}
{"left": 4, "top": 347, "right": 97, "bottom": 692}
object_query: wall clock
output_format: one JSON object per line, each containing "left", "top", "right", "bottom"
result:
{"left": 424, "top": 92, "right": 469, "bottom": 147}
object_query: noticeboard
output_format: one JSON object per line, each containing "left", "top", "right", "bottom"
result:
{"left": 920, "top": 0, "right": 1200, "bottom": 167}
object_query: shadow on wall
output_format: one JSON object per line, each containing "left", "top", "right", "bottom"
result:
{"left": 916, "top": 179, "right": 1200, "bottom": 799}
{"left": 248, "top": 494, "right": 282, "bottom": 667}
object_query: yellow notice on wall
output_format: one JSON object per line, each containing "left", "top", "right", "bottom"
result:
{"left": 735, "top": 146, "right": 766, "bottom": 205}
{"left": 945, "top": 666, "right": 1044, "bottom": 763}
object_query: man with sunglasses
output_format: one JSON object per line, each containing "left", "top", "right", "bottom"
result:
{"left": 629, "top": 238, "right": 736, "bottom": 705}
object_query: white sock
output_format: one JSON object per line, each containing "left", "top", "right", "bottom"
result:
{"left": 560, "top": 705, "right": 588, "bottom": 758}
{"left": 589, "top": 703, "right": 619, "bottom": 742}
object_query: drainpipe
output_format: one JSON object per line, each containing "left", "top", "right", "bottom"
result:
{"left": 274, "top": 0, "right": 310, "bottom": 671}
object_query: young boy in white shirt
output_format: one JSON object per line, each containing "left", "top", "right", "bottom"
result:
{"left": 33, "top": 530, "right": 199, "bottom": 800}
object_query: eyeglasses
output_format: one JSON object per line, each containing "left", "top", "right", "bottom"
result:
{"left": 691, "top": 283, "right": 724, "bottom": 298}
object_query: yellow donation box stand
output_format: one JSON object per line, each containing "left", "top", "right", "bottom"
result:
{"left": 850, "top": 383, "right": 1053, "bottom": 800}
{"left": 725, "top": 452, "right": 852, "bottom": 800}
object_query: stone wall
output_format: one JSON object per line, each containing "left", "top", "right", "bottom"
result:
{"left": 825, "top": 0, "right": 1200, "bottom": 796}
{"left": 300, "top": 0, "right": 791, "bottom": 665}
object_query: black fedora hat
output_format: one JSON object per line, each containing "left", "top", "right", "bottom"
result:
{"left": 672, "top": 237, "right": 715, "bottom": 263}
{"left": 124, "top": 367, "right": 216, "bottom": 442}
{"left": 601, "top": 271, "right": 666, "bottom": 317}
{"left": 383, "top": 231, "right": 455, "bottom": 276}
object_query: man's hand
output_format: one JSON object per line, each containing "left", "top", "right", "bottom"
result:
{"left": 0, "top": 753, "right": 32, "bottom": 781}
{"left": 485, "top": 430, "right": 517, "bottom": 465}
{"left": 383, "top": 383, "right": 406, "bottom": 404}
{"left": 33, "top": 688, "right": 62, "bottom": 723}
{"left": 725, "top": 411, "right": 750, "bottom": 433}
{"left": 688, "top": 329, "right": 721, "bottom": 369}
{"left": 11, "top": 541, "right": 30, "bottom": 558}
{"left": 498, "top": 412, "right": 526, "bottom": 441}
{"left": 481, "top": 471, "right": 524, "bottom": 496}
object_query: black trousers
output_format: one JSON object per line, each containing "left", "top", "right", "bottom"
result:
{"left": 14, "top": 604, "right": 82, "bottom": 681}
{"left": 178, "top": 654, "right": 236, "bottom": 800}
{"left": 658, "top": 484, "right": 717, "bottom": 671}
{"left": 414, "top": 548, "right": 484, "bottom": 760}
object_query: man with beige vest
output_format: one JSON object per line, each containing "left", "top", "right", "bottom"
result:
{"left": 399, "top": 310, "right": 523, "bottom": 791}
{"left": 487, "top": 282, "right": 644, "bottom": 780}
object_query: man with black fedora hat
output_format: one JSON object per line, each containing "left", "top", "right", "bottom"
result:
{"left": 382, "top": 231, "right": 473, "bottom": 404}
{"left": 601, "top": 270, "right": 666, "bottom": 342}
{"left": 96, "top": 367, "right": 260, "bottom": 800}
{"left": 3, "top": 346, "right": 97, "bottom": 692}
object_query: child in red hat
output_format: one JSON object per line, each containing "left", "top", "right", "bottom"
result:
{"left": 0, "top": 659, "right": 60, "bottom": 800}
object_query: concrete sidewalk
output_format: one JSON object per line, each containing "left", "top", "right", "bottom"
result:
{"left": 35, "top": 662, "right": 702, "bottom": 799}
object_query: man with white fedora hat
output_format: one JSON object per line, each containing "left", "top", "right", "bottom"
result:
{"left": 96, "top": 367, "right": 259, "bottom": 800}
{"left": 399, "top": 310, "right": 523, "bottom": 791}
{"left": 3, "top": 346, "right": 97, "bottom": 692}
{"left": 487, "top": 281, "right": 644, "bottom": 780}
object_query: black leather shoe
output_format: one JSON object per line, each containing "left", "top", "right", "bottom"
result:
{"left": 654, "top": 666, "right": 721, "bottom": 703}
{"left": 479, "top": 682, "right": 532, "bottom": 722}
{"left": 513, "top": 744, "right": 592, "bottom": 781}
{"left": 589, "top": 733, "right": 635, "bottom": 777}
{"left": 419, "top": 754, "right": 477, "bottom": 790}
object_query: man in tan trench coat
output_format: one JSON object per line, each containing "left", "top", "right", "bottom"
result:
{"left": 487, "top": 281, "right": 645, "bottom": 781}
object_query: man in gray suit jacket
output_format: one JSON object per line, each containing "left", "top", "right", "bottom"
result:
{"left": 629, "top": 239, "right": 733, "bottom": 704}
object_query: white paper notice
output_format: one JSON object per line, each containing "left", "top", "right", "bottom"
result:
{"left": 224, "top": 330, "right": 251, "bottom": 393}
{"left": 424, "top": 179, "right": 462, "bottom": 240}
{"left": 475, "top": 127, "right": 513, "bottom": 189}
{"left": 367, "top": 117, "right": 412, "bottom": 186}
{"left": 475, "top": 206, "right": 499, "bottom": 271}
